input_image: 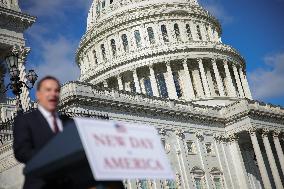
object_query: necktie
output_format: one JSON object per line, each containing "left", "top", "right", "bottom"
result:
{"left": 52, "top": 112, "right": 59, "bottom": 133}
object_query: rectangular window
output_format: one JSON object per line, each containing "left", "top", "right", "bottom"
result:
{"left": 144, "top": 77, "right": 153, "bottom": 96}
{"left": 174, "top": 23, "right": 181, "bottom": 42}
{"left": 147, "top": 27, "right": 155, "bottom": 44}
{"left": 93, "top": 50, "right": 98, "bottom": 64}
{"left": 102, "top": 0, "right": 106, "bottom": 8}
{"left": 186, "top": 24, "right": 193, "bottom": 40}
{"left": 161, "top": 24, "right": 169, "bottom": 42}
{"left": 156, "top": 73, "right": 168, "bottom": 98}
{"left": 173, "top": 72, "right": 183, "bottom": 98}
{"left": 110, "top": 39, "right": 117, "bottom": 56}
{"left": 214, "top": 178, "right": 222, "bottom": 189}
{"left": 195, "top": 178, "right": 204, "bottom": 189}
{"left": 196, "top": 25, "right": 202, "bottom": 40}
{"left": 100, "top": 44, "right": 106, "bottom": 60}
{"left": 121, "top": 34, "right": 129, "bottom": 52}
{"left": 134, "top": 30, "right": 142, "bottom": 48}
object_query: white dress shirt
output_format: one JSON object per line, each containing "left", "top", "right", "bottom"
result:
{"left": 38, "top": 105, "right": 63, "bottom": 132}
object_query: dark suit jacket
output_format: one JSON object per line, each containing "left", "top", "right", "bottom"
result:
{"left": 13, "top": 109, "right": 72, "bottom": 189}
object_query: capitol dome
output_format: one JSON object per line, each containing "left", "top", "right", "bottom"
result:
{"left": 76, "top": 0, "right": 252, "bottom": 104}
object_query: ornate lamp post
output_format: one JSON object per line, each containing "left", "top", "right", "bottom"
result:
{"left": 2, "top": 51, "right": 38, "bottom": 114}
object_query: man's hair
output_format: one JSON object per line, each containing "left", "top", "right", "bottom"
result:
{"left": 36, "top": 76, "right": 61, "bottom": 91}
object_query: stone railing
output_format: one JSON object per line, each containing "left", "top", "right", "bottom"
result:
{"left": 221, "top": 99, "right": 284, "bottom": 121}
{"left": 60, "top": 81, "right": 222, "bottom": 120}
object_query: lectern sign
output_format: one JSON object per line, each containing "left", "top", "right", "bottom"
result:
{"left": 74, "top": 118, "right": 174, "bottom": 181}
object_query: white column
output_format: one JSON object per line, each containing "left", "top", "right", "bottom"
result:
{"left": 165, "top": 61, "right": 178, "bottom": 99}
{"left": 182, "top": 59, "right": 195, "bottom": 100}
{"left": 132, "top": 69, "right": 141, "bottom": 93}
{"left": 273, "top": 130, "right": 284, "bottom": 177}
{"left": 233, "top": 65, "right": 245, "bottom": 98}
{"left": 192, "top": 69, "right": 204, "bottom": 98}
{"left": 198, "top": 59, "right": 211, "bottom": 97}
{"left": 149, "top": 65, "right": 159, "bottom": 97}
{"left": 224, "top": 60, "right": 237, "bottom": 97}
{"left": 212, "top": 59, "right": 225, "bottom": 96}
{"left": 153, "top": 22, "right": 162, "bottom": 45}
{"left": 262, "top": 130, "right": 283, "bottom": 189}
{"left": 239, "top": 67, "right": 253, "bottom": 99}
{"left": 117, "top": 75, "right": 123, "bottom": 91}
{"left": 207, "top": 26, "right": 214, "bottom": 42}
{"left": 190, "top": 21, "right": 198, "bottom": 41}
{"left": 249, "top": 129, "right": 272, "bottom": 189}
{"left": 228, "top": 134, "right": 250, "bottom": 189}
{"left": 179, "top": 21, "right": 188, "bottom": 43}
{"left": 199, "top": 24, "right": 208, "bottom": 41}
{"left": 140, "top": 78, "right": 146, "bottom": 94}
{"left": 206, "top": 69, "right": 216, "bottom": 96}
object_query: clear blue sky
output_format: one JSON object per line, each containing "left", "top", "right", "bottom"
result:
{"left": 17, "top": 0, "right": 284, "bottom": 107}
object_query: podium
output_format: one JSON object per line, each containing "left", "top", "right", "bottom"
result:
{"left": 24, "top": 121, "right": 125, "bottom": 189}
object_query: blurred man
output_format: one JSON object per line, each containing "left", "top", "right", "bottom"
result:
{"left": 13, "top": 76, "right": 70, "bottom": 189}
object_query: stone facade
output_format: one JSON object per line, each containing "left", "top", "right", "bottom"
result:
{"left": 0, "top": 1, "right": 35, "bottom": 189}
{"left": 1, "top": 0, "right": 284, "bottom": 189}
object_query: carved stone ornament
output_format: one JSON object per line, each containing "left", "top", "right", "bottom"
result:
{"left": 248, "top": 126, "right": 257, "bottom": 136}
{"left": 273, "top": 129, "right": 281, "bottom": 138}
{"left": 158, "top": 128, "right": 167, "bottom": 136}
{"left": 213, "top": 133, "right": 224, "bottom": 143}
{"left": 175, "top": 129, "right": 185, "bottom": 138}
{"left": 227, "top": 133, "right": 239, "bottom": 142}
{"left": 165, "top": 142, "right": 171, "bottom": 154}
{"left": 195, "top": 131, "right": 204, "bottom": 141}
{"left": 261, "top": 128, "right": 270, "bottom": 138}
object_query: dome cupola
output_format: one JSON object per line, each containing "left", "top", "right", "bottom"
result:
{"left": 77, "top": 0, "right": 252, "bottom": 103}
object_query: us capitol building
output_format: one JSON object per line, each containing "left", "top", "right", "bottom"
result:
{"left": 1, "top": 0, "right": 284, "bottom": 189}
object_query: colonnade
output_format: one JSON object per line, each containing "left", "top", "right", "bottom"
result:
{"left": 248, "top": 129, "right": 284, "bottom": 189}
{"left": 102, "top": 58, "right": 252, "bottom": 100}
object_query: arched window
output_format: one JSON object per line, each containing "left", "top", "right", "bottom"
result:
{"left": 172, "top": 72, "right": 183, "bottom": 98}
{"left": 100, "top": 44, "right": 106, "bottom": 60}
{"left": 190, "top": 167, "right": 206, "bottom": 189}
{"left": 134, "top": 30, "right": 142, "bottom": 48}
{"left": 110, "top": 39, "right": 117, "bottom": 56}
{"left": 161, "top": 24, "right": 169, "bottom": 42}
{"left": 166, "top": 180, "right": 178, "bottom": 189}
{"left": 196, "top": 25, "right": 202, "bottom": 40}
{"left": 147, "top": 27, "right": 155, "bottom": 44}
{"left": 156, "top": 73, "right": 168, "bottom": 98}
{"left": 174, "top": 23, "right": 181, "bottom": 42}
{"left": 186, "top": 24, "right": 193, "bottom": 40}
{"left": 144, "top": 77, "right": 153, "bottom": 96}
{"left": 139, "top": 180, "right": 149, "bottom": 189}
{"left": 210, "top": 168, "right": 224, "bottom": 189}
{"left": 121, "top": 34, "right": 129, "bottom": 52}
